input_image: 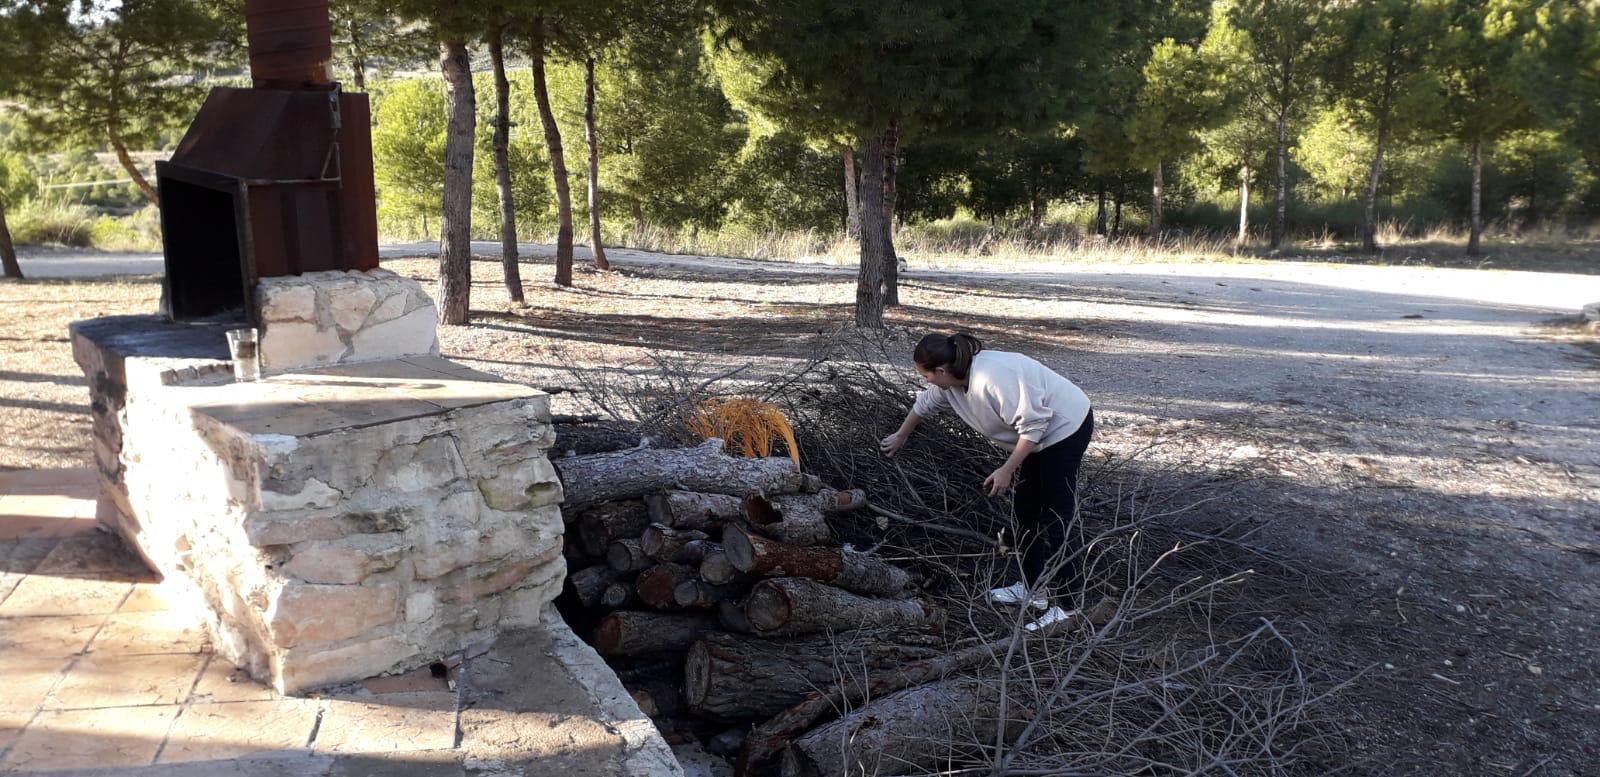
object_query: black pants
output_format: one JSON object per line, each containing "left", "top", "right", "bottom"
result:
{"left": 1013, "top": 409, "right": 1094, "bottom": 604}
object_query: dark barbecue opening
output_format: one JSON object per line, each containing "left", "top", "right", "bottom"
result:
{"left": 158, "top": 174, "right": 249, "bottom": 323}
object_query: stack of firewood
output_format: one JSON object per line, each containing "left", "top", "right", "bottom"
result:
{"left": 556, "top": 439, "right": 963, "bottom": 776}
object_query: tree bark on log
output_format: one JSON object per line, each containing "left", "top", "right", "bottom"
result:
{"left": 673, "top": 579, "right": 744, "bottom": 609}
{"left": 723, "top": 525, "right": 910, "bottom": 597}
{"left": 685, "top": 631, "right": 943, "bottom": 720}
{"left": 636, "top": 562, "right": 697, "bottom": 609}
{"left": 646, "top": 491, "right": 745, "bottom": 532}
{"left": 742, "top": 578, "right": 939, "bottom": 637}
{"left": 556, "top": 439, "right": 812, "bottom": 512}
{"left": 608, "top": 539, "right": 652, "bottom": 572}
{"left": 736, "top": 634, "right": 1029, "bottom": 776}
{"left": 718, "top": 601, "right": 752, "bottom": 633}
{"left": 569, "top": 564, "right": 621, "bottom": 608}
{"left": 626, "top": 677, "right": 685, "bottom": 718}
{"left": 642, "top": 525, "right": 711, "bottom": 564}
{"left": 594, "top": 611, "right": 720, "bottom": 657}
{"left": 602, "top": 580, "right": 636, "bottom": 609}
{"left": 743, "top": 494, "right": 829, "bottom": 546}
{"left": 577, "top": 500, "right": 650, "bottom": 556}
{"left": 781, "top": 677, "right": 1018, "bottom": 777}
{"left": 699, "top": 545, "right": 749, "bottom": 586}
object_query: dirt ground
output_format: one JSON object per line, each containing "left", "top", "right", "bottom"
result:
{"left": 3, "top": 248, "right": 1597, "bottom": 774}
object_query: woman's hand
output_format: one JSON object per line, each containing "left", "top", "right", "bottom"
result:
{"left": 879, "top": 431, "right": 908, "bottom": 458}
{"left": 983, "top": 464, "right": 1017, "bottom": 496}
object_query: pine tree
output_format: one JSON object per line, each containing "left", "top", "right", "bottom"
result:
{"left": 708, "top": 0, "right": 1119, "bottom": 327}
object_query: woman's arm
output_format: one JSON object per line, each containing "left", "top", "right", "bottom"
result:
{"left": 880, "top": 411, "right": 923, "bottom": 457}
{"left": 983, "top": 437, "right": 1037, "bottom": 496}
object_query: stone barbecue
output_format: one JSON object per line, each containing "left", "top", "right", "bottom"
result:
{"left": 71, "top": 271, "right": 567, "bottom": 694}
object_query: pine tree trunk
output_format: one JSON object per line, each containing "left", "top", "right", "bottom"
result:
{"left": 108, "top": 130, "right": 157, "bottom": 206}
{"left": 1237, "top": 163, "right": 1250, "bottom": 250}
{"left": 854, "top": 132, "right": 888, "bottom": 328}
{"left": 842, "top": 148, "right": 859, "bottom": 239}
{"left": 1112, "top": 196, "right": 1123, "bottom": 236}
{"left": 1, "top": 199, "right": 22, "bottom": 279}
{"left": 1272, "top": 109, "right": 1288, "bottom": 251}
{"left": 1468, "top": 140, "right": 1483, "bottom": 257}
{"left": 437, "top": 40, "right": 475, "bottom": 326}
{"left": 585, "top": 56, "right": 610, "bottom": 271}
{"left": 880, "top": 122, "right": 900, "bottom": 307}
{"left": 531, "top": 17, "right": 574, "bottom": 287}
{"left": 1362, "top": 124, "right": 1389, "bottom": 255}
{"left": 1095, "top": 186, "right": 1107, "bottom": 235}
{"left": 1150, "top": 161, "right": 1164, "bottom": 236}
{"left": 347, "top": 18, "right": 367, "bottom": 90}
{"left": 631, "top": 201, "right": 645, "bottom": 244}
{"left": 488, "top": 32, "right": 524, "bottom": 303}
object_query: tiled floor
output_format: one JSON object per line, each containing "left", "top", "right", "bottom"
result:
{"left": 0, "top": 468, "right": 682, "bottom": 776}
{"left": 0, "top": 469, "right": 458, "bottom": 774}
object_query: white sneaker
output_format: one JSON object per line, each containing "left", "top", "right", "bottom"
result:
{"left": 988, "top": 583, "right": 1047, "bottom": 609}
{"left": 1024, "top": 605, "right": 1080, "bottom": 633}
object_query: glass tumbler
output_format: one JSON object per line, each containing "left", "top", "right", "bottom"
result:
{"left": 225, "top": 328, "right": 261, "bottom": 382}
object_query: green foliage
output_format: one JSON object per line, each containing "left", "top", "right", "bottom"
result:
{"left": 371, "top": 78, "right": 450, "bottom": 236}
{"left": 0, "top": 152, "right": 37, "bottom": 207}
{"left": 0, "top": 0, "right": 238, "bottom": 154}
{"left": 1295, "top": 104, "right": 1373, "bottom": 202}
{"left": 7, "top": 198, "right": 94, "bottom": 246}
{"left": 728, "top": 132, "right": 839, "bottom": 233}
{"left": 577, "top": 40, "right": 745, "bottom": 230}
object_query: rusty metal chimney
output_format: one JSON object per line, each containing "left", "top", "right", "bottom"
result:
{"left": 243, "top": 0, "right": 334, "bottom": 89}
{"left": 155, "top": 0, "right": 379, "bottom": 323}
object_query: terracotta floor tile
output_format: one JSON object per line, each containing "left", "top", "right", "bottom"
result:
{"left": 0, "top": 575, "right": 132, "bottom": 617}
{"left": 0, "top": 704, "right": 180, "bottom": 772}
{"left": 0, "top": 615, "right": 105, "bottom": 658}
{"left": 33, "top": 532, "right": 152, "bottom": 578}
{"left": 89, "top": 611, "right": 209, "bottom": 656}
{"left": 0, "top": 656, "right": 71, "bottom": 711}
{"left": 0, "top": 514, "right": 95, "bottom": 543}
{"left": 315, "top": 691, "right": 458, "bottom": 754}
{"left": 118, "top": 582, "right": 197, "bottom": 613}
{"left": 359, "top": 665, "right": 451, "bottom": 695}
{"left": 0, "top": 469, "right": 96, "bottom": 498}
{"left": 190, "top": 655, "right": 278, "bottom": 704}
{"left": 0, "top": 493, "right": 96, "bottom": 521}
{"left": 0, "top": 539, "right": 60, "bottom": 575}
{"left": 0, "top": 574, "right": 20, "bottom": 607}
{"left": 0, "top": 708, "right": 34, "bottom": 753}
{"left": 45, "top": 652, "right": 205, "bottom": 710}
{"left": 157, "top": 699, "right": 320, "bottom": 763}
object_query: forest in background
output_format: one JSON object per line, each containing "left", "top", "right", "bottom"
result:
{"left": 2, "top": 0, "right": 1598, "bottom": 322}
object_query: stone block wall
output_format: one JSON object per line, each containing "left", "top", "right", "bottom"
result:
{"left": 257, "top": 269, "right": 439, "bottom": 372}
{"left": 72, "top": 317, "right": 566, "bottom": 694}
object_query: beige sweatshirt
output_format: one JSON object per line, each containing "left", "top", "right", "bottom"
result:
{"left": 912, "top": 350, "right": 1091, "bottom": 451}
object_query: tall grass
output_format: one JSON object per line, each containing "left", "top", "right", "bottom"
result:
{"left": 7, "top": 199, "right": 96, "bottom": 247}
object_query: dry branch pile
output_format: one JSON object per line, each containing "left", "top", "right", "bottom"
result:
{"left": 552, "top": 340, "right": 1345, "bottom": 776}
